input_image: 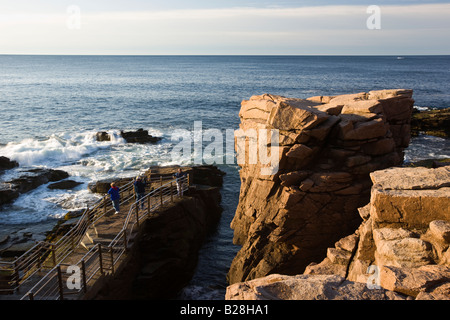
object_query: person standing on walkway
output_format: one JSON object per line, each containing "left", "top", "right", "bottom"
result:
{"left": 134, "top": 175, "right": 146, "bottom": 210}
{"left": 173, "top": 168, "right": 187, "bottom": 197}
{"left": 108, "top": 182, "right": 120, "bottom": 214}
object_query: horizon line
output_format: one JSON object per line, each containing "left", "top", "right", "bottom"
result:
{"left": 1, "top": 53, "right": 449, "bottom": 56}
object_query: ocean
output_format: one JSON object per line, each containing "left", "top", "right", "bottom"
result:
{"left": 0, "top": 55, "right": 449, "bottom": 299}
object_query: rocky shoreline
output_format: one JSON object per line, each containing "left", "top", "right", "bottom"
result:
{"left": 0, "top": 128, "right": 165, "bottom": 259}
{"left": 411, "top": 107, "right": 450, "bottom": 138}
{"left": 0, "top": 166, "right": 76, "bottom": 258}
{"left": 1, "top": 105, "right": 449, "bottom": 300}
{"left": 0, "top": 158, "right": 226, "bottom": 300}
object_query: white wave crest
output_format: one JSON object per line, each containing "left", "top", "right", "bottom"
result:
{"left": 0, "top": 130, "right": 126, "bottom": 167}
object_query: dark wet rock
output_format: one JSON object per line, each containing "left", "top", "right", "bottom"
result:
{"left": 88, "top": 177, "right": 132, "bottom": 194}
{"left": 0, "top": 169, "right": 70, "bottom": 206}
{"left": 6, "top": 169, "right": 69, "bottom": 194}
{"left": 120, "top": 129, "right": 162, "bottom": 143}
{"left": 147, "top": 165, "right": 226, "bottom": 187}
{"left": 63, "top": 209, "right": 85, "bottom": 221}
{"left": 0, "top": 187, "right": 20, "bottom": 206}
{"left": 411, "top": 107, "right": 450, "bottom": 138}
{"left": 47, "top": 180, "right": 83, "bottom": 190}
{"left": 95, "top": 129, "right": 162, "bottom": 143}
{"left": 190, "top": 165, "right": 226, "bottom": 187}
{"left": 44, "top": 210, "right": 86, "bottom": 243}
{"left": 0, "top": 156, "right": 18, "bottom": 171}
{"left": 406, "top": 158, "right": 450, "bottom": 169}
{"left": 0, "top": 235, "right": 9, "bottom": 246}
{"left": 0, "top": 241, "right": 37, "bottom": 258}
{"left": 96, "top": 131, "right": 110, "bottom": 142}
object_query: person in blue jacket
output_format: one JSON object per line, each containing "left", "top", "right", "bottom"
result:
{"left": 133, "top": 176, "right": 146, "bottom": 210}
{"left": 108, "top": 182, "right": 120, "bottom": 214}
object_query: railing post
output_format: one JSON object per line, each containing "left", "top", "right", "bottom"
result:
{"left": 148, "top": 169, "right": 152, "bottom": 191}
{"left": 135, "top": 204, "right": 140, "bottom": 228}
{"left": 103, "top": 196, "right": 107, "bottom": 215}
{"left": 109, "top": 247, "right": 115, "bottom": 275}
{"left": 160, "top": 176, "right": 163, "bottom": 206}
{"left": 81, "top": 260, "right": 87, "bottom": 293}
{"left": 86, "top": 206, "right": 91, "bottom": 227}
{"left": 28, "top": 292, "right": 34, "bottom": 300}
{"left": 57, "top": 265, "right": 64, "bottom": 300}
{"left": 170, "top": 182, "right": 174, "bottom": 202}
{"left": 147, "top": 195, "right": 151, "bottom": 215}
{"left": 98, "top": 244, "right": 104, "bottom": 276}
{"left": 52, "top": 245, "right": 57, "bottom": 266}
{"left": 13, "top": 261, "right": 20, "bottom": 289}
{"left": 37, "top": 247, "right": 42, "bottom": 271}
{"left": 123, "top": 230, "right": 128, "bottom": 252}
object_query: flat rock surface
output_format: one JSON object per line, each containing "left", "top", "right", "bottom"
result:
{"left": 226, "top": 274, "right": 407, "bottom": 300}
{"left": 371, "top": 166, "right": 450, "bottom": 190}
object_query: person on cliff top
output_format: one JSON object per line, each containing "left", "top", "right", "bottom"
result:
{"left": 134, "top": 176, "right": 146, "bottom": 210}
{"left": 108, "top": 182, "right": 120, "bottom": 214}
{"left": 173, "top": 168, "right": 187, "bottom": 197}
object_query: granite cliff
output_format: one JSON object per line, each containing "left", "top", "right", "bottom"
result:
{"left": 226, "top": 165, "right": 450, "bottom": 300}
{"left": 227, "top": 89, "right": 415, "bottom": 284}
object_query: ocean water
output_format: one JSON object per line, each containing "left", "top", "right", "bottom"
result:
{"left": 0, "top": 55, "right": 449, "bottom": 299}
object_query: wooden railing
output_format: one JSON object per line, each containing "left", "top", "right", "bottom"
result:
{"left": 0, "top": 179, "right": 134, "bottom": 295}
{"left": 18, "top": 175, "right": 189, "bottom": 300}
{"left": 0, "top": 174, "right": 189, "bottom": 299}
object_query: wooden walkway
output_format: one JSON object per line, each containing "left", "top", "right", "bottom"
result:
{"left": 0, "top": 174, "right": 189, "bottom": 300}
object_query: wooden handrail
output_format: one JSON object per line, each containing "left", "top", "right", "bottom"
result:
{"left": 18, "top": 174, "right": 189, "bottom": 300}
{"left": 1, "top": 177, "right": 137, "bottom": 293}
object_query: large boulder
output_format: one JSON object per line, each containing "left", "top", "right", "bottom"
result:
{"left": 0, "top": 156, "right": 19, "bottom": 171}
{"left": 0, "top": 187, "right": 19, "bottom": 207}
{"left": 226, "top": 274, "right": 407, "bottom": 300}
{"left": 120, "top": 129, "right": 162, "bottom": 143}
{"left": 1, "top": 168, "right": 69, "bottom": 206}
{"left": 228, "top": 89, "right": 414, "bottom": 284}
{"left": 6, "top": 169, "right": 69, "bottom": 194}
{"left": 87, "top": 177, "right": 131, "bottom": 194}
{"left": 369, "top": 166, "right": 450, "bottom": 230}
{"left": 47, "top": 180, "right": 83, "bottom": 190}
{"left": 95, "top": 129, "right": 162, "bottom": 143}
{"left": 300, "top": 165, "right": 450, "bottom": 300}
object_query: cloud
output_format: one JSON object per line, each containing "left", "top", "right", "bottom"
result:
{"left": 0, "top": 3, "right": 449, "bottom": 54}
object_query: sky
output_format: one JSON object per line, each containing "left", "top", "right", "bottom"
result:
{"left": 0, "top": 0, "right": 449, "bottom": 55}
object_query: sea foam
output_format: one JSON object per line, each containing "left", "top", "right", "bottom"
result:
{"left": 0, "top": 131, "right": 126, "bottom": 167}
{"left": 0, "top": 129, "right": 171, "bottom": 224}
